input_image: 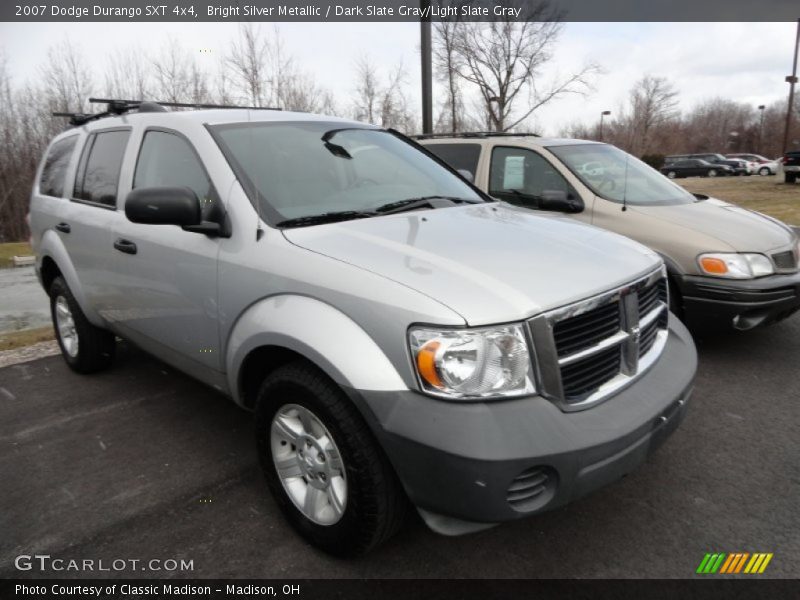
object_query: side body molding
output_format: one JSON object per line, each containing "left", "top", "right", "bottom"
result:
{"left": 37, "top": 229, "right": 104, "bottom": 327}
{"left": 226, "top": 294, "right": 408, "bottom": 407}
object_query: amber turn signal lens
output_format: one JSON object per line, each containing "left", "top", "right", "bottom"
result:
{"left": 700, "top": 257, "right": 728, "bottom": 274}
{"left": 416, "top": 340, "right": 442, "bottom": 389}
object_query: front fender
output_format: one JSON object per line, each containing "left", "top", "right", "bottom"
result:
{"left": 226, "top": 294, "right": 408, "bottom": 407}
{"left": 37, "top": 230, "right": 104, "bottom": 327}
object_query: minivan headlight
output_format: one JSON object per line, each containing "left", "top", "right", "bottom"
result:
{"left": 698, "top": 253, "right": 774, "bottom": 279}
{"left": 409, "top": 324, "right": 534, "bottom": 399}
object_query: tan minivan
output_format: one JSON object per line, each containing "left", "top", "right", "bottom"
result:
{"left": 418, "top": 134, "right": 800, "bottom": 330}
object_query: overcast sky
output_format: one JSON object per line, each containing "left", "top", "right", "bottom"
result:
{"left": 1, "top": 21, "right": 797, "bottom": 135}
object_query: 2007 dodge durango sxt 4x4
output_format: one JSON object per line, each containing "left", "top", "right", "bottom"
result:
{"left": 29, "top": 104, "right": 697, "bottom": 556}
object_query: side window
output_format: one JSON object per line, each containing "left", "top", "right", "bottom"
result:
{"left": 39, "top": 136, "right": 78, "bottom": 198}
{"left": 73, "top": 130, "right": 131, "bottom": 207}
{"left": 424, "top": 143, "right": 481, "bottom": 176}
{"left": 489, "top": 146, "right": 573, "bottom": 206}
{"left": 133, "top": 131, "right": 216, "bottom": 214}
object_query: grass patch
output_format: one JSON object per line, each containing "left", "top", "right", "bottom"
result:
{"left": 0, "top": 326, "right": 55, "bottom": 351}
{"left": 0, "top": 241, "right": 33, "bottom": 268}
{"left": 679, "top": 175, "right": 800, "bottom": 226}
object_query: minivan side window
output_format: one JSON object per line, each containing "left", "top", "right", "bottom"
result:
{"left": 489, "top": 146, "right": 573, "bottom": 206}
{"left": 73, "top": 130, "right": 131, "bottom": 207}
{"left": 424, "top": 143, "right": 481, "bottom": 177}
{"left": 133, "top": 131, "right": 216, "bottom": 213}
{"left": 40, "top": 136, "right": 78, "bottom": 198}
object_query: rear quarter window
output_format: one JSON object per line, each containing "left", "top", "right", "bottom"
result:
{"left": 39, "top": 136, "right": 78, "bottom": 197}
{"left": 424, "top": 143, "right": 481, "bottom": 175}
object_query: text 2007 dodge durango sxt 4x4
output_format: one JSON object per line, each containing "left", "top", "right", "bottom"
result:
{"left": 30, "top": 102, "right": 697, "bottom": 555}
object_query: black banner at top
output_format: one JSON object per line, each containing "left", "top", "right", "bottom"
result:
{"left": 2, "top": 0, "right": 800, "bottom": 22}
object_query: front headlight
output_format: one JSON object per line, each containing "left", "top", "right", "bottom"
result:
{"left": 698, "top": 253, "right": 774, "bottom": 279}
{"left": 409, "top": 324, "right": 535, "bottom": 399}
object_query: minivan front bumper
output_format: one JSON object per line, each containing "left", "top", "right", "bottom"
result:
{"left": 347, "top": 315, "right": 696, "bottom": 533}
{"left": 679, "top": 271, "right": 800, "bottom": 330}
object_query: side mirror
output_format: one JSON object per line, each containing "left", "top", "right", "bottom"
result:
{"left": 126, "top": 187, "right": 201, "bottom": 226}
{"left": 457, "top": 169, "right": 475, "bottom": 183}
{"left": 539, "top": 189, "right": 584, "bottom": 214}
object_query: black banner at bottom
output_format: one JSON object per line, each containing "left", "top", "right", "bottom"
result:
{"left": 2, "top": 579, "right": 799, "bottom": 600}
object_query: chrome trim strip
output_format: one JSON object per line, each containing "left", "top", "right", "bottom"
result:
{"left": 558, "top": 330, "right": 628, "bottom": 367}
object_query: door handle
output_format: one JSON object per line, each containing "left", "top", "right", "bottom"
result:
{"left": 113, "top": 238, "right": 137, "bottom": 255}
{"left": 55, "top": 222, "right": 71, "bottom": 234}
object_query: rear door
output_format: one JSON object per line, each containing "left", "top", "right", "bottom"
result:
{"left": 68, "top": 128, "right": 131, "bottom": 314}
{"left": 110, "top": 127, "right": 223, "bottom": 374}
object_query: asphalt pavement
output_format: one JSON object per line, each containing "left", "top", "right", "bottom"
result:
{"left": 0, "top": 318, "right": 798, "bottom": 579}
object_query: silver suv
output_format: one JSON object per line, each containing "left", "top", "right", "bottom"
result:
{"left": 29, "top": 103, "right": 697, "bottom": 556}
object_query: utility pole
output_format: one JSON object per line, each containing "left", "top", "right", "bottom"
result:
{"left": 420, "top": 0, "right": 433, "bottom": 134}
{"left": 782, "top": 18, "right": 800, "bottom": 153}
{"left": 758, "top": 104, "right": 766, "bottom": 154}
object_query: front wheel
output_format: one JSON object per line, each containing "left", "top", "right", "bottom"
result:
{"left": 666, "top": 171, "right": 677, "bottom": 179}
{"left": 49, "top": 277, "right": 115, "bottom": 373}
{"left": 708, "top": 169, "right": 718, "bottom": 177}
{"left": 255, "top": 362, "right": 406, "bottom": 556}
{"left": 759, "top": 167, "right": 770, "bottom": 176}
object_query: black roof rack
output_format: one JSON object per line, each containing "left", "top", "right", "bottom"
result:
{"left": 412, "top": 131, "right": 540, "bottom": 140}
{"left": 52, "top": 98, "right": 282, "bottom": 127}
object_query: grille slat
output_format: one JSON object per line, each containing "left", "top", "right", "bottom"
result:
{"left": 545, "top": 271, "right": 669, "bottom": 407}
{"left": 506, "top": 467, "right": 554, "bottom": 512}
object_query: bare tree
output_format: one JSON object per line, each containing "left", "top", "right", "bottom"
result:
{"left": 450, "top": 1, "right": 599, "bottom": 132}
{"left": 622, "top": 76, "right": 679, "bottom": 154}
{"left": 151, "top": 37, "right": 193, "bottom": 103}
{"left": 39, "top": 39, "right": 93, "bottom": 113}
{"left": 433, "top": 16, "right": 465, "bottom": 132}
{"left": 104, "top": 47, "right": 151, "bottom": 100}
{"left": 352, "top": 57, "right": 417, "bottom": 131}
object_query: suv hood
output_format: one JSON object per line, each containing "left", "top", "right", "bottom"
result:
{"left": 634, "top": 198, "right": 796, "bottom": 252}
{"left": 283, "top": 203, "right": 661, "bottom": 325}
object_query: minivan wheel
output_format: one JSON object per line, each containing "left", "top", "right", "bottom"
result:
{"left": 255, "top": 362, "right": 406, "bottom": 556}
{"left": 666, "top": 171, "right": 677, "bottom": 179}
{"left": 49, "top": 277, "right": 115, "bottom": 373}
{"left": 708, "top": 169, "right": 718, "bottom": 177}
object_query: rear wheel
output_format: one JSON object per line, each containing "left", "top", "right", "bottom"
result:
{"left": 666, "top": 171, "right": 677, "bottom": 179}
{"left": 708, "top": 169, "right": 718, "bottom": 177}
{"left": 759, "top": 167, "right": 770, "bottom": 176}
{"left": 49, "top": 277, "right": 115, "bottom": 373}
{"left": 255, "top": 361, "right": 406, "bottom": 556}
{"left": 786, "top": 173, "right": 797, "bottom": 184}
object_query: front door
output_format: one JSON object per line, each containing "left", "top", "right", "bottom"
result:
{"left": 110, "top": 128, "right": 223, "bottom": 376}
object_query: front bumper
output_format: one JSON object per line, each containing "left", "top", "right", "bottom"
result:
{"left": 679, "top": 271, "right": 800, "bottom": 330}
{"left": 347, "top": 315, "right": 696, "bottom": 530}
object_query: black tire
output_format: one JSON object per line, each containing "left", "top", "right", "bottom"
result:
{"left": 666, "top": 171, "right": 677, "bottom": 179}
{"left": 786, "top": 173, "right": 797, "bottom": 184}
{"left": 255, "top": 361, "right": 406, "bottom": 557}
{"left": 49, "top": 276, "right": 115, "bottom": 374}
{"left": 708, "top": 169, "right": 718, "bottom": 177}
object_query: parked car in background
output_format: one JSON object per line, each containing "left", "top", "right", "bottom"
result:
{"left": 726, "top": 153, "right": 770, "bottom": 164}
{"left": 29, "top": 104, "right": 698, "bottom": 555}
{"left": 660, "top": 159, "right": 734, "bottom": 179}
{"left": 665, "top": 153, "right": 728, "bottom": 165}
{"left": 418, "top": 133, "right": 800, "bottom": 332}
{"left": 782, "top": 150, "right": 800, "bottom": 183}
{"left": 717, "top": 158, "right": 751, "bottom": 176}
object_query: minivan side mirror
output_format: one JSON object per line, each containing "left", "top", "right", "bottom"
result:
{"left": 539, "top": 189, "right": 584, "bottom": 214}
{"left": 457, "top": 169, "right": 475, "bottom": 183}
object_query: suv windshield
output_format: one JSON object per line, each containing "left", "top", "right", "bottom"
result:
{"left": 549, "top": 144, "right": 696, "bottom": 206}
{"left": 210, "top": 121, "right": 484, "bottom": 225}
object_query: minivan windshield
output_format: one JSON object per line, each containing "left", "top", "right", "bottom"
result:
{"left": 210, "top": 121, "right": 484, "bottom": 225}
{"left": 548, "top": 143, "right": 697, "bottom": 206}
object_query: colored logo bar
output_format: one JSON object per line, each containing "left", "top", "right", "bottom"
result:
{"left": 696, "top": 552, "right": 773, "bottom": 574}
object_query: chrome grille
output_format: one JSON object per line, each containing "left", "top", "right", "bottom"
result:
{"left": 529, "top": 267, "right": 669, "bottom": 411}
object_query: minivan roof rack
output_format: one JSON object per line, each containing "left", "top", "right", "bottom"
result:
{"left": 412, "top": 131, "right": 540, "bottom": 140}
{"left": 52, "top": 98, "right": 282, "bottom": 127}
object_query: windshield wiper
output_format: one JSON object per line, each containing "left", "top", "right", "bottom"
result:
{"left": 374, "top": 196, "right": 478, "bottom": 215}
{"left": 276, "top": 210, "right": 376, "bottom": 228}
